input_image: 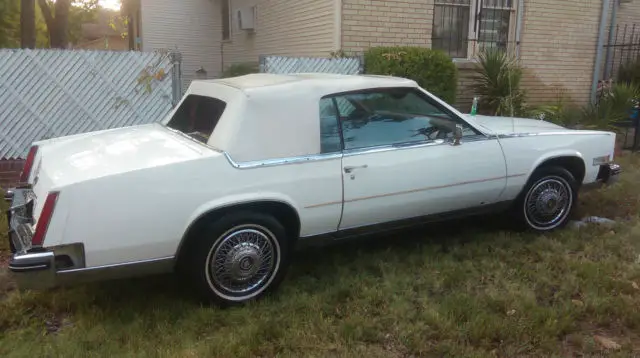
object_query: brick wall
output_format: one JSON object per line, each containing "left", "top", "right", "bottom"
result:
{"left": 341, "top": 0, "right": 434, "bottom": 53}
{"left": 340, "top": 0, "right": 640, "bottom": 108}
{"left": 518, "top": 0, "right": 604, "bottom": 106}
{"left": 0, "top": 159, "right": 24, "bottom": 190}
{"left": 455, "top": 62, "right": 477, "bottom": 112}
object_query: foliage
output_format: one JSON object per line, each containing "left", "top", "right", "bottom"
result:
{"left": 471, "top": 48, "right": 526, "bottom": 116}
{"left": 221, "top": 62, "right": 259, "bottom": 78}
{"left": 364, "top": 46, "right": 458, "bottom": 104}
{"left": 529, "top": 82, "right": 640, "bottom": 131}
{"left": 329, "top": 49, "right": 354, "bottom": 59}
{"left": 66, "top": 0, "right": 100, "bottom": 46}
{"left": 0, "top": 0, "right": 21, "bottom": 47}
{"left": 529, "top": 98, "right": 583, "bottom": 128}
{"left": 583, "top": 82, "right": 640, "bottom": 130}
{"left": 135, "top": 49, "right": 171, "bottom": 94}
{"left": 0, "top": 0, "right": 49, "bottom": 48}
{"left": 616, "top": 59, "right": 640, "bottom": 86}
{"left": 526, "top": 88, "right": 581, "bottom": 127}
{"left": 3, "top": 153, "right": 640, "bottom": 356}
{"left": 35, "top": 0, "right": 100, "bottom": 48}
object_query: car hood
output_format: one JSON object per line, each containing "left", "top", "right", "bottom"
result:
{"left": 464, "top": 114, "right": 567, "bottom": 135}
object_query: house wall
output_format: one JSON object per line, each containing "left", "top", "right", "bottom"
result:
{"left": 341, "top": 0, "right": 434, "bottom": 53}
{"left": 517, "top": 0, "right": 605, "bottom": 106}
{"left": 222, "top": 0, "right": 338, "bottom": 70}
{"left": 140, "top": 0, "right": 222, "bottom": 91}
{"left": 615, "top": 0, "right": 640, "bottom": 33}
{"left": 339, "top": 0, "right": 640, "bottom": 109}
{"left": 604, "top": 0, "right": 640, "bottom": 80}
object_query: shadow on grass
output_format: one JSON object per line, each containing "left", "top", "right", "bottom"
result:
{"left": 62, "top": 212, "right": 512, "bottom": 306}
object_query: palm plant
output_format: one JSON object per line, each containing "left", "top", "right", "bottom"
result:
{"left": 471, "top": 48, "right": 526, "bottom": 116}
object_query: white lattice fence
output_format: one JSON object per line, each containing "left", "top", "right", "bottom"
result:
{"left": 0, "top": 49, "right": 182, "bottom": 159}
{"left": 259, "top": 55, "right": 363, "bottom": 75}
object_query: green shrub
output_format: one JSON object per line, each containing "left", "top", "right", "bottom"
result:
{"left": 221, "top": 62, "right": 259, "bottom": 78}
{"left": 585, "top": 82, "right": 640, "bottom": 129}
{"left": 531, "top": 82, "right": 640, "bottom": 130}
{"left": 528, "top": 99, "right": 582, "bottom": 128}
{"left": 471, "top": 48, "right": 526, "bottom": 117}
{"left": 364, "top": 46, "right": 458, "bottom": 104}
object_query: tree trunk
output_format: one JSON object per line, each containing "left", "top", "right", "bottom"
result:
{"left": 50, "top": 0, "right": 70, "bottom": 48}
{"left": 37, "top": 0, "right": 71, "bottom": 48}
{"left": 20, "top": 0, "right": 36, "bottom": 48}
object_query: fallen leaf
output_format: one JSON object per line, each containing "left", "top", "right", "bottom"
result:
{"left": 632, "top": 282, "right": 639, "bottom": 290}
{"left": 571, "top": 299, "right": 584, "bottom": 307}
{"left": 507, "top": 309, "right": 516, "bottom": 316}
{"left": 594, "top": 335, "right": 621, "bottom": 350}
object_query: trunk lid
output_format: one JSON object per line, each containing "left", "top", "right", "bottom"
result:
{"left": 27, "top": 123, "right": 216, "bottom": 219}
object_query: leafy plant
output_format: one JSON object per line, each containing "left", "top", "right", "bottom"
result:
{"left": 364, "top": 46, "right": 458, "bottom": 104}
{"left": 584, "top": 82, "right": 640, "bottom": 129}
{"left": 221, "top": 62, "right": 259, "bottom": 78}
{"left": 528, "top": 97, "right": 583, "bottom": 128}
{"left": 471, "top": 48, "right": 526, "bottom": 116}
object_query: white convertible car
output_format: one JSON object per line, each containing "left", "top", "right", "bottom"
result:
{"left": 6, "top": 73, "right": 620, "bottom": 304}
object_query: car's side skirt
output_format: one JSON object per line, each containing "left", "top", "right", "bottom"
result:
{"left": 55, "top": 256, "right": 175, "bottom": 288}
{"left": 297, "top": 200, "right": 514, "bottom": 249}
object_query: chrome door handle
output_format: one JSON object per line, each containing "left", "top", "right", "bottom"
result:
{"left": 344, "top": 164, "right": 368, "bottom": 173}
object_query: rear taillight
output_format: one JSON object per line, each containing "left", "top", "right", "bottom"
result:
{"left": 20, "top": 145, "right": 39, "bottom": 182}
{"left": 32, "top": 191, "right": 59, "bottom": 247}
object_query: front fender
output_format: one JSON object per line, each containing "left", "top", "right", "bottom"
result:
{"left": 527, "top": 149, "right": 584, "bottom": 180}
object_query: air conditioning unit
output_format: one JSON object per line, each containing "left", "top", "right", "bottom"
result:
{"left": 237, "top": 6, "right": 256, "bottom": 31}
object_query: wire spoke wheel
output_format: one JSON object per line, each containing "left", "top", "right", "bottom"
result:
{"left": 523, "top": 176, "right": 573, "bottom": 230}
{"left": 205, "top": 225, "right": 280, "bottom": 300}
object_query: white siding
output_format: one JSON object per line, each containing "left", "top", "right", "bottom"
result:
{"left": 140, "top": 0, "right": 222, "bottom": 91}
{"left": 222, "top": 0, "right": 337, "bottom": 71}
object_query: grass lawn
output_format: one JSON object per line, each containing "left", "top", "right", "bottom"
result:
{"left": 2, "top": 153, "right": 640, "bottom": 357}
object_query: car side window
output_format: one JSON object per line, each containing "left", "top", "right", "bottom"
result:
{"left": 319, "top": 98, "right": 342, "bottom": 153}
{"left": 327, "top": 88, "right": 480, "bottom": 151}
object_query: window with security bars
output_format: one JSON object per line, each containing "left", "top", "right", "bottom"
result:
{"left": 432, "top": 0, "right": 514, "bottom": 59}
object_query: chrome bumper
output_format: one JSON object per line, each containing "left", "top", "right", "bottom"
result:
{"left": 582, "top": 163, "right": 622, "bottom": 191}
{"left": 5, "top": 186, "right": 86, "bottom": 290}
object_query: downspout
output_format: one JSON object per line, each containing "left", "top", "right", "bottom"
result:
{"left": 334, "top": 0, "right": 342, "bottom": 51}
{"left": 591, "top": 0, "right": 611, "bottom": 105}
{"left": 515, "top": 0, "right": 524, "bottom": 59}
{"left": 604, "top": 0, "right": 619, "bottom": 80}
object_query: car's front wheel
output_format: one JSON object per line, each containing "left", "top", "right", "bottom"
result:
{"left": 182, "top": 211, "right": 291, "bottom": 305}
{"left": 514, "top": 166, "right": 578, "bottom": 232}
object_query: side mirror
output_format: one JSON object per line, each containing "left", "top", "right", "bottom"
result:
{"left": 452, "top": 124, "right": 463, "bottom": 146}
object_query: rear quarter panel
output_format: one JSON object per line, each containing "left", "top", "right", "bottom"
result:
{"left": 50, "top": 154, "right": 343, "bottom": 268}
{"left": 497, "top": 131, "right": 617, "bottom": 200}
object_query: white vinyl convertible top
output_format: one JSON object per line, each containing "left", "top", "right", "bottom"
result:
{"left": 172, "top": 73, "right": 429, "bottom": 162}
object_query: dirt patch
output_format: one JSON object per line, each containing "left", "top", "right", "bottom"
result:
{"left": 0, "top": 251, "right": 8, "bottom": 269}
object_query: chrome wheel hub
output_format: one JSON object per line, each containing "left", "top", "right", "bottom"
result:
{"left": 210, "top": 228, "right": 276, "bottom": 294}
{"left": 525, "top": 178, "right": 571, "bottom": 228}
{"left": 537, "top": 189, "right": 563, "bottom": 215}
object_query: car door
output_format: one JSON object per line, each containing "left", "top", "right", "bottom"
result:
{"left": 326, "top": 87, "right": 507, "bottom": 230}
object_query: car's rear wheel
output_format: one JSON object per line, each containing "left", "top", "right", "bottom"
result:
{"left": 514, "top": 166, "right": 578, "bottom": 232}
{"left": 182, "top": 211, "right": 291, "bottom": 305}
